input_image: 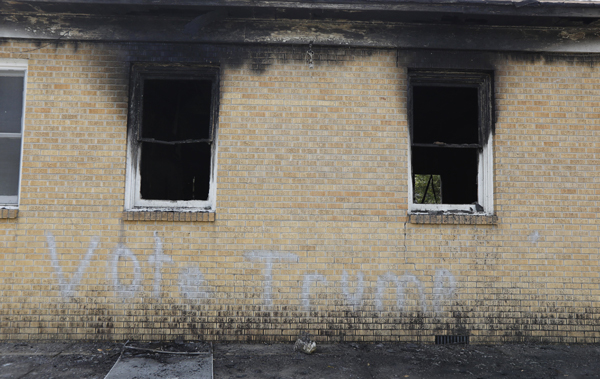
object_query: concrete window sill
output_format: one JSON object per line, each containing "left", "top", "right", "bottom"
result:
{"left": 0, "top": 209, "right": 18, "bottom": 219}
{"left": 122, "top": 211, "right": 216, "bottom": 222}
{"left": 408, "top": 213, "right": 497, "bottom": 225}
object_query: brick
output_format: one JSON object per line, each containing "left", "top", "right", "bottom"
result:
{"left": 0, "top": 41, "right": 597, "bottom": 344}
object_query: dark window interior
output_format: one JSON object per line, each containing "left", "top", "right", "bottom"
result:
{"left": 0, "top": 138, "right": 21, "bottom": 197}
{"left": 140, "top": 142, "right": 211, "bottom": 201}
{"left": 412, "top": 86, "right": 479, "bottom": 145}
{"left": 0, "top": 76, "right": 24, "bottom": 133}
{"left": 411, "top": 85, "right": 480, "bottom": 205}
{"left": 141, "top": 79, "right": 212, "bottom": 141}
{"left": 412, "top": 147, "right": 478, "bottom": 204}
{"left": 139, "top": 79, "right": 213, "bottom": 201}
{"left": 0, "top": 75, "right": 24, "bottom": 199}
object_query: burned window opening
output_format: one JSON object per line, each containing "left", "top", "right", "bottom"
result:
{"left": 409, "top": 70, "right": 493, "bottom": 213}
{"left": 127, "top": 64, "right": 219, "bottom": 211}
{"left": 140, "top": 79, "right": 213, "bottom": 201}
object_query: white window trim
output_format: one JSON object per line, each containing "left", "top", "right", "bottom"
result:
{"left": 407, "top": 70, "right": 494, "bottom": 215}
{"left": 0, "top": 59, "right": 28, "bottom": 209}
{"left": 124, "top": 64, "right": 219, "bottom": 213}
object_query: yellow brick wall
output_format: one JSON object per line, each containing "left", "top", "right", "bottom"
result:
{"left": 0, "top": 40, "right": 599, "bottom": 343}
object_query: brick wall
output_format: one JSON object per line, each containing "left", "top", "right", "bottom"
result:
{"left": 0, "top": 40, "right": 599, "bottom": 343}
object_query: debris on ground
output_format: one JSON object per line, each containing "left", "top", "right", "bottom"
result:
{"left": 214, "top": 342, "right": 600, "bottom": 379}
{"left": 294, "top": 332, "right": 317, "bottom": 355}
{"left": 2, "top": 341, "right": 600, "bottom": 379}
{"left": 104, "top": 342, "right": 212, "bottom": 379}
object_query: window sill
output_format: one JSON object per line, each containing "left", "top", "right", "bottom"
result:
{"left": 122, "top": 210, "right": 216, "bottom": 222}
{"left": 0, "top": 208, "right": 18, "bottom": 219}
{"left": 408, "top": 213, "right": 497, "bottom": 225}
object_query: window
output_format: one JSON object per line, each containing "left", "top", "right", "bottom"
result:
{"left": 125, "top": 64, "right": 219, "bottom": 212}
{"left": 408, "top": 70, "right": 493, "bottom": 214}
{"left": 0, "top": 60, "right": 27, "bottom": 208}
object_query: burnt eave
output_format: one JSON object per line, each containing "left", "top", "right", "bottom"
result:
{"left": 2, "top": 0, "right": 600, "bottom": 52}
{"left": 5, "top": 0, "right": 600, "bottom": 19}
{"left": 2, "top": 13, "right": 600, "bottom": 53}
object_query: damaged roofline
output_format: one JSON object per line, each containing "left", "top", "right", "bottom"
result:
{"left": 11, "top": 0, "right": 600, "bottom": 18}
{"left": 3, "top": 16, "right": 600, "bottom": 54}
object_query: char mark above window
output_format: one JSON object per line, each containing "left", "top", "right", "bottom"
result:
{"left": 126, "top": 64, "right": 219, "bottom": 212}
{"left": 408, "top": 70, "right": 493, "bottom": 214}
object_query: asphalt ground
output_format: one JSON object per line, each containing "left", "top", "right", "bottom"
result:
{"left": 0, "top": 341, "right": 599, "bottom": 379}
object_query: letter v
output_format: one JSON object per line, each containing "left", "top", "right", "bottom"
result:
{"left": 46, "top": 232, "right": 100, "bottom": 298}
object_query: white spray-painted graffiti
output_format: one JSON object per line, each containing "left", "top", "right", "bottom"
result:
{"left": 302, "top": 271, "right": 326, "bottom": 309}
{"left": 179, "top": 267, "right": 208, "bottom": 300}
{"left": 433, "top": 269, "right": 457, "bottom": 313}
{"left": 47, "top": 233, "right": 100, "bottom": 298}
{"left": 244, "top": 250, "right": 299, "bottom": 307}
{"left": 528, "top": 231, "right": 541, "bottom": 243}
{"left": 46, "top": 233, "right": 457, "bottom": 312}
{"left": 376, "top": 272, "right": 423, "bottom": 312}
{"left": 111, "top": 243, "right": 142, "bottom": 298}
{"left": 341, "top": 270, "right": 365, "bottom": 309}
{"left": 372, "top": 272, "right": 429, "bottom": 312}
{"left": 149, "top": 231, "right": 172, "bottom": 298}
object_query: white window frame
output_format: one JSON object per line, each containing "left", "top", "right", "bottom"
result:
{"left": 407, "top": 70, "right": 494, "bottom": 215}
{"left": 124, "top": 63, "right": 219, "bottom": 212}
{"left": 0, "top": 59, "right": 28, "bottom": 208}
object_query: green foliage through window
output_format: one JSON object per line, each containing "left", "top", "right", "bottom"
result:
{"left": 414, "top": 174, "right": 441, "bottom": 204}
